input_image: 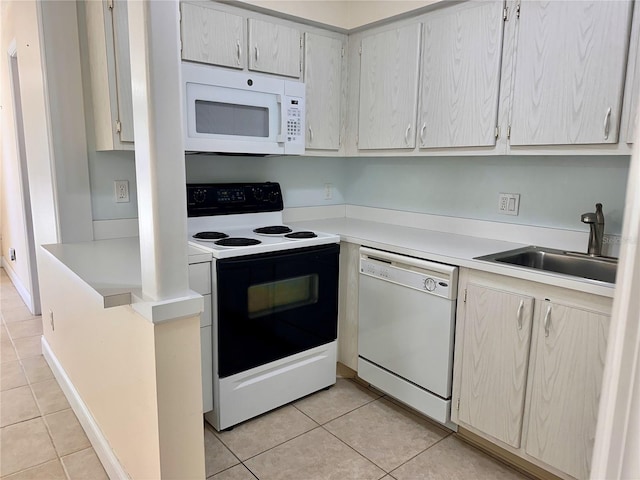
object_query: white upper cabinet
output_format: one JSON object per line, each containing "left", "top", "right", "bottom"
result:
{"left": 418, "top": 1, "right": 505, "bottom": 149}
{"left": 84, "top": 0, "right": 134, "bottom": 150}
{"left": 358, "top": 23, "right": 422, "bottom": 150}
{"left": 304, "top": 32, "right": 345, "bottom": 151}
{"left": 181, "top": 3, "right": 245, "bottom": 69}
{"left": 248, "top": 18, "right": 301, "bottom": 78}
{"left": 509, "top": 1, "right": 633, "bottom": 146}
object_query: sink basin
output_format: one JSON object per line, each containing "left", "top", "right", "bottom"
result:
{"left": 475, "top": 246, "right": 617, "bottom": 284}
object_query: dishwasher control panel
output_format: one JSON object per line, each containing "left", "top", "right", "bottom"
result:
{"left": 359, "top": 248, "right": 457, "bottom": 300}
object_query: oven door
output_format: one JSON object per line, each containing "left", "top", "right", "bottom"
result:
{"left": 216, "top": 244, "right": 339, "bottom": 378}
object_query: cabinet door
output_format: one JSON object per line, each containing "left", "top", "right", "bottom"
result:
{"left": 510, "top": 1, "right": 632, "bottom": 146}
{"left": 525, "top": 301, "right": 610, "bottom": 480}
{"left": 181, "top": 3, "right": 244, "bottom": 69}
{"left": 84, "top": 0, "right": 134, "bottom": 150}
{"left": 248, "top": 18, "right": 301, "bottom": 78}
{"left": 112, "top": 0, "right": 134, "bottom": 143}
{"left": 358, "top": 24, "right": 421, "bottom": 150}
{"left": 458, "top": 284, "right": 534, "bottom": 448}
{"left": 418, "top": 1, "right": 504, "bottom": 148}
{"left": 304, "top": 33, "right": 344, "bottom": 150}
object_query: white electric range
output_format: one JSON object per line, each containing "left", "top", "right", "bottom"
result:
{"left": 187, "top": 182, "right": 340, "bottom": 431}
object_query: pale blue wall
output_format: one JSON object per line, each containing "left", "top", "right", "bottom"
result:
{"left": 344, "top": 155, "right": 630, "bottom": 234}
{"left": 184, "top": 155, "right": 347, "bottom": 206}
{"left": 89, "top": 153, "right": 630, "bottom": 236}
{"left": 89, "top": 151, "right": 138, "bottom": 221}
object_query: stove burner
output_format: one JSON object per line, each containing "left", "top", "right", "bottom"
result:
{"left": 253, "top": 225, "right": 293, "bottom": 235}
{"left": 215, "top": 237, "right": 262, "bottom": 247}
{"left": 285, "top": 231, "right": 318, "bottom": 239}
{"left": 193, "top": 231, "right": 229, "bottom": 240}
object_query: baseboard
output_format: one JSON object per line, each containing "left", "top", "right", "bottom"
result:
{"left": 1, "top": 257, "right": 34, "bottom": 313}
{"left": 41, "top": 337, "right": 130, "bottom": 479}
{"left": 92, "top": 219, "right": 139, "bottom": 240}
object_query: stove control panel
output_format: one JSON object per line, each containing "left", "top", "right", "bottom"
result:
{"left": 187, "top": 182, "right": 283, "bottom": 217}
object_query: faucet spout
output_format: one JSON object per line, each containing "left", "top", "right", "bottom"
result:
{"left": 581, "top": 203, "right": 605, "bottom": 256}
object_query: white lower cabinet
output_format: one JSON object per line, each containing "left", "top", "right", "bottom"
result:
{"left": 452, "top": 269, "right": 612, "bottom": 480}
{"left": 457, "top": 283, "right": 534, "bottom": 448}
{"left": 525, "top": 301, "right": 609, "bottom": 480}
{"left": 188, "top": 261, "right": 213, "bottom": 413}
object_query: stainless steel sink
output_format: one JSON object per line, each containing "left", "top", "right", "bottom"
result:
{"left": 475, "top": 246, "right": 618, "bottom": 284}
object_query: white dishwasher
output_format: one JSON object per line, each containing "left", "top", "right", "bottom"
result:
{"left": 358, "top": 247, "right": 458, "bottom": 429}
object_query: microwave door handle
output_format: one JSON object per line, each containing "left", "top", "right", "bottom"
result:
{"left": 276, "top": 94, "right": 285, "bottom": 143}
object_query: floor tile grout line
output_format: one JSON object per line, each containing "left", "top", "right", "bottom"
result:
{"left": 386, "top": 432, "right": 454, "bottom": 477}
{"left": 0, "top": 275, "right": 74, "bottom": 480}
{"left": 218, "top": 423, "right": 324, "bottom": 464}
{"left": 319, "top": 423, "right": 391, "bottom": 474}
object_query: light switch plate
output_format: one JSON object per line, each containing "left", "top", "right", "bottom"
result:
{"left": 498, "top": 193, "right": 520, "bottom": 216}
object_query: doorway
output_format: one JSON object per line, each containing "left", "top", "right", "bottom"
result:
{"left": 8, "top": 40, "right": 40, "bottom": 315}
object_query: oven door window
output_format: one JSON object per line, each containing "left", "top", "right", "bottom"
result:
{"left": 216, "top": 245, "right": 339, "bottom": 378}
{"left": 248, "top": 274, "right": 318, "bottom": 319}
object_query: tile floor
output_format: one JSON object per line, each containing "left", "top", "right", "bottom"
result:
{"left": 1, "top": 267, "right": 530, "bottom": 479}
{"left": 204, "top": 374, "right": 531, "bottom": 480}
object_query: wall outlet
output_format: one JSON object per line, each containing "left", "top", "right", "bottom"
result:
{"left": 324, "top": 183, "right": 333, "bottom": 200}
{"left": 9, "top": 248, "right": 16, "bottom": 261}
{"left": 115, "top": 180, "right": 130, "bottom": 203}
{"left": 498, "top": 193, "right": 520, "bottom": 216}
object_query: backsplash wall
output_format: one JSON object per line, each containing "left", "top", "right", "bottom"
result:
{"left": 185, "top": 155, "right": 347, "bottom": 206}
{"left": 90, "top": 153, "right": 630, "bottom": 236}
{"left": 344, "top": 155, "right": 630, "bottom": 235}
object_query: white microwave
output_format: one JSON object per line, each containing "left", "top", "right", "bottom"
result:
{"left": 182, "top": 62, "right": 305, "bottom": 155}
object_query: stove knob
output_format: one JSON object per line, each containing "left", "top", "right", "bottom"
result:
{"left": 193, "top": 189, "right": 206, "bottom": 203}
{"left": 253, "top": 188, "right": 264, "bottom": 201}
{"left": 424, "top": 277, "right": 436, "bottom": 292}
{"left": 268, "top": 191, "right": 280, "bottom": 203}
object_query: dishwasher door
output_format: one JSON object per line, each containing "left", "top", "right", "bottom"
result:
{"left": 358, "top": 247, "right": 457, "bottom": 400}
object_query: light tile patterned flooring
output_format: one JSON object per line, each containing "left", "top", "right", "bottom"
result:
{"left": 1, "top": 267, "right": 529, "bottom": 479}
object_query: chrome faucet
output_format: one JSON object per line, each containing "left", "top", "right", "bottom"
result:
{"left": 581, "top": 203, "right": 605, "bottom": 256}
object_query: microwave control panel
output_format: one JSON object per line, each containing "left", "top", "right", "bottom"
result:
{"left": 285, "top": 96, "right": 304, "bottom": 151}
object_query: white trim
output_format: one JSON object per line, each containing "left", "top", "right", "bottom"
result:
{"left": 1, "top": 257, "right": 34, "bottom": 313}
{"left": 41, "top": 337, "right": 130, "bottom": 480}
{"left": 591, "top": 129, "right": 640, "bottom": 478}
{"left": 283, "top": 205, "right": 347, "bottom": 223}
{"left": 92, "top": 219, "right": 139, "bottom": 240}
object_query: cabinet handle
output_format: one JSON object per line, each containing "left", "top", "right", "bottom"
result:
{"left": 604, "top": 107, "right": 612, "bottom": 140}
{"left": 236, "top": 40, "right": 241, "bottom": 64}
{"left": 255, "top": 45, "right": 259, "bottom": 63}
{"left": 517, "top": 299, "right": 524, "bottom": 330}
{"left": 420, "top": 122, "right": 426, "bottom": 145}
{"left": 405, "top": 124, "right": 411, "bottom": 145}
{"left": 308, "top": 126, "right": 313, "bottom": 142}
{"left": 544, "top": 304, "right": 552, "bottom": 338}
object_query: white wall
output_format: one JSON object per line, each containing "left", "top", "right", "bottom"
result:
{"left": 39, "top": 249, "right": 204, "bottom": 479}
{"left": 237, "top": 0, "right": 439, "bottom": 30}
{"left": 0, "top": 1, "right": 33, "bottom": 294}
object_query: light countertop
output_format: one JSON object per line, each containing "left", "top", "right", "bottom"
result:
{"left": 42, "top": 238, "right": 212, "bottom": 309}
{"left": 290, "top": 217, "right": 616, "bottom": 298}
